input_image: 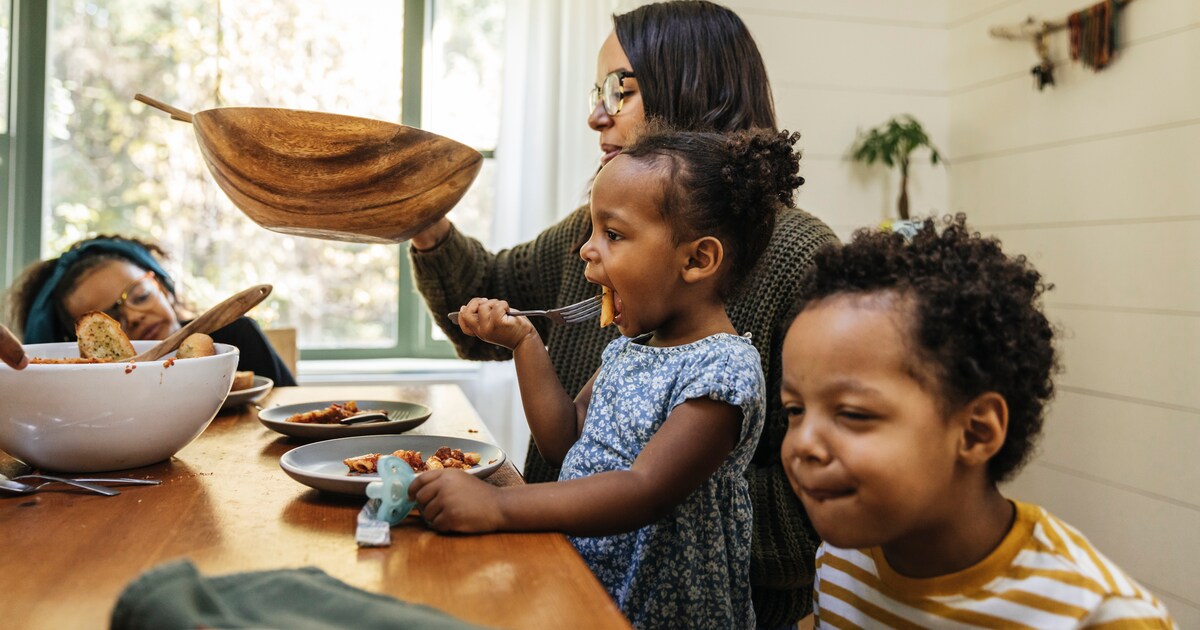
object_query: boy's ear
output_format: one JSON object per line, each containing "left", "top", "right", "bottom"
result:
{"left": 681, "top": 236, "right": 724, "bottom": 284}
{"left": 956, "top": 392, "right": 1008, "bottom": 468}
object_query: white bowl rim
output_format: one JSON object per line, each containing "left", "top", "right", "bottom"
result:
{"left": 13, "top": 340, "right": 239, "bottom": 369}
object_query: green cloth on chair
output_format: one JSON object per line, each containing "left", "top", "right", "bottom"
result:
{"left": 111, "top": 559, "right": 488, "bottom": 630}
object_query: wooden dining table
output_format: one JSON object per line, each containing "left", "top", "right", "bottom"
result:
{"left": 0, "top": 384, "right": 631, "bottom": 629}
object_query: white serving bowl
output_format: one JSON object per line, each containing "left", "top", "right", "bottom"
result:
{"left": 0, "top": 341, "right": 239, "bottom": 472}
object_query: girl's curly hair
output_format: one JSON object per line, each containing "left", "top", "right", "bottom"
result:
{"left": 621, "top": 120, "right": 804, "bottom": 297}
{"left": 792, "top": 214, "right": 1059, "bottom": 482}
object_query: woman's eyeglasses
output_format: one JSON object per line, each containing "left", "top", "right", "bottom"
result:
{"left": 590, "top": 70, "right": 636, "bottom": 117}
{"left": 103, "top": 270, "right": 160, "bottom": 325}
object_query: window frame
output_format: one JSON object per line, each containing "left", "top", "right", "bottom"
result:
{"left": 1, "top": 0, "right": 471, "bottom": 361}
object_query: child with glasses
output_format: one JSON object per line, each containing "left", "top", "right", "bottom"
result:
{"left": 5, "top": 235, "right": 296, "bottom": 386}
{"left": 410, "top": 4, "right": 836, "bottom": 624}
{"left": 409, "top": 124, "right": 804, "bottom": 629}
{"left": 779, "top": 216, "right": 1175, "bottom": 628}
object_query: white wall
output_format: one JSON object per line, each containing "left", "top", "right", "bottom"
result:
{"left": 950, "top": 0, "right": 1198, "bottom": 623}
{"left": 732, "top": 0, "right": 1197, "bottom": 622}
{"left": 729, "top": 0, "right": 951, "bottom": 239}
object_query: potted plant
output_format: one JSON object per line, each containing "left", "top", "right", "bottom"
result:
{"left": 850, "top": 115, "right": 943, "bottom": 220}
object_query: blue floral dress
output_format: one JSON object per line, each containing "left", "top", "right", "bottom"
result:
{"left": 559, "top": 333, "right": 764, "bottom": 630}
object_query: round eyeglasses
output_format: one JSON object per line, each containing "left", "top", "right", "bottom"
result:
{"left": 590, "top": 70, "right": 637, "bottom": 117}
{"left": 102, "top": 270, "right": 161, "bottom": 325}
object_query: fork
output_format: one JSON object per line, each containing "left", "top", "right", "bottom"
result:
{"left": 0, "top": 475, "right": 120, "bottom": 496}
{"left": 447, "top": 295, "right": 603, "bottom": 326}
{"left": 11, "top": 474, "right": 162, "bottom": 487}
{"left": 340, "top": 409, "right": 413, "bottom": 425}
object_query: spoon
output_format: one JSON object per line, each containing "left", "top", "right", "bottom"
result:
{"left": 131, "top": 285, "right": 272, "bottom": 362}
{"left": 0, "top": 324, "right": 29, "bottom": 370}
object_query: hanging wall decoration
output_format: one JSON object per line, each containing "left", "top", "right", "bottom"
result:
{"left": 989, "top": 0, "right": 1131, "bottom": 91}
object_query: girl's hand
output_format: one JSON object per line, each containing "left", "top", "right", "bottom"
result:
{"left": 455, "top": 297, "right": 537, "bottom": 351}
{"left": 408, "top": 468, "right": 505, "bottom": 533}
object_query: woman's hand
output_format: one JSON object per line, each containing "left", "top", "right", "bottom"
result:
{"left": 455, "top": 297, "right": 538, "bottom": 351}
{"left": 409, "top": 217, "right": 452, "bottom": 251}
{"left": 409, "top": 468, "right": 505, "bottom": 533}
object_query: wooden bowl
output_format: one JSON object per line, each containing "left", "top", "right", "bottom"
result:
{"left": 137, "top": 95, "right": 482, "bottom": 244}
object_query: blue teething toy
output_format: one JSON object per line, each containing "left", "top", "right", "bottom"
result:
{"left": 365, "top": 455, "right": 417, "bottom": 525}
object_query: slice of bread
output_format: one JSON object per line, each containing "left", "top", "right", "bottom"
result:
{"left": 232, "top": 370, "right": 255, "bottom": 391}
{"left": 76, "top": 311, "right": 136, "bottom": 361}
{"left": 176, "top": 333, "right": 216, "bottom": 359}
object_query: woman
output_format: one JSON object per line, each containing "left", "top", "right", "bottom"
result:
{"left": 408, "top": 2, "right": 836, "bottom": 625}
{"left": 5, "top": 235, "right": 296, "bottom": 386}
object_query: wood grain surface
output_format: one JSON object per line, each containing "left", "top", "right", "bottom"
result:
{"left": 0, "top": 384, "right": 629, "bottom": 629}
{"left": 191, "top": 107, "right": 483, "bottom": 243}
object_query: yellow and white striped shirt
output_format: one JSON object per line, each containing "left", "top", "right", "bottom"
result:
{"left": 814, "top": 500, "right": 1175, "bottom": 628}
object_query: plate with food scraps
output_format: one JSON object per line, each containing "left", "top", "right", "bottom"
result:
{"left": 279, "top": 434, "right": 506, "bottom": 495}
{"left": 258, "top": 400, "right": 432, "bottom": 439}
{"left": 221, "top": 375, "right": 274, "bottom": 411}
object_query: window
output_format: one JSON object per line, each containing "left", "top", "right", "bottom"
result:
{"left": 6, "top": 0, "right": 504, "bottom": 359}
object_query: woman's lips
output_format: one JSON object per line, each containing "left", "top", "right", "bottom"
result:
{"left": 600, "top": 144, "right": 622, "bottom": 165}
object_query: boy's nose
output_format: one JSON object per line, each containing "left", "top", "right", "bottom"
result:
{"left": 786, "top": 418, "right": 832, "bottom": 466}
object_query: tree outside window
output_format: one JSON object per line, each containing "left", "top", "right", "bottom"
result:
{"left": 39, "top": 0, "right": 503, "bottom": 356}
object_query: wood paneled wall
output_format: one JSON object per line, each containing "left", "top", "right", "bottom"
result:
{"left": 949, "top": 1, "right": 1199, "bottom": 622}
{"left": 728, "top": 0, "right": 1198, "bottom": 622}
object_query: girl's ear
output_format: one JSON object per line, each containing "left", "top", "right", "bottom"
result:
{"left": 681, "top": 236, "right": 724, "bottom": 284}
{"left": 956, "top": 392, "right": 1008, "bottom": 468}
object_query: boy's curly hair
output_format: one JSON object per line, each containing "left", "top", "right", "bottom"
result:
{"left": 792, "top": 214, "right": 1058, "bottom": 482}
{"left": 622, "top": 120, "right": 804, "bottom": 297}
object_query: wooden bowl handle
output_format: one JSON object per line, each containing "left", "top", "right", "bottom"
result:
{"left": 134, "top": 94, "right": 194, "bottom": 124}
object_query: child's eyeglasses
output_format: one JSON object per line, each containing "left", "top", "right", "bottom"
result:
{"left": 589, "top": 70, "right": 636, "bottom": 117}
{"left": 103, "top": 270, "right": 160, "bottom": 325}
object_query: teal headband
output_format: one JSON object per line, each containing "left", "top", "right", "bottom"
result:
{"left": 23, "top": 238, "right": 175, "bottom": 344}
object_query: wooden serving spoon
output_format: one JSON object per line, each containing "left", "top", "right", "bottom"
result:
{"left": 131, "top": 285, "right": 273, "bottom": 362}
{"left": 0, "top": 324, "right": 29, "bottom": 370}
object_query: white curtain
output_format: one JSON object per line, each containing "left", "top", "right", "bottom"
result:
{"left": 478, "top": 0, "right": 619, "bottom": 472}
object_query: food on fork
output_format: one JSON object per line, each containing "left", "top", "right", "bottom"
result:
{"left": 231, "top": 370, "right": 255, "bottom": 391}
{"left": 285, "top": 401, "right": 385, "bottom": 424}
{"left": 176, "top": 333, "right": 216, "bottom": 359}
{"left": 76, "top": 311, "right": 136, "bottom": 361}
{"left": 344, "top": 446, "right": 481, "bottom": 474}
{"left": 600, "top": 286, "right": 615, "bottom": 328}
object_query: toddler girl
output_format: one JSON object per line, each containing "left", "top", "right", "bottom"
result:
{"left": 409, "top": 123, "right": 805, "bottom": 629}
{"left": 780, "top": 216, "right": 1175, "bottom": 628}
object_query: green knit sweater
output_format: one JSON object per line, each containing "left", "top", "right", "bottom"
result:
{"left": 410, "top": 205, "right": 839, "bottom": 626}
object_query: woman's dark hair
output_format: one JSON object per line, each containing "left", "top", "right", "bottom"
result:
{"left": 790, "top": 215, "right": 1059, "bottom": 482}
{"left": 622, "top": 122, "right": 803, "bottom": 297}
{"left": 614, "top": 1, "right": 776, "bottom": 132}
{"left": 4, "top": 234, "right": 173, "bottom": 341}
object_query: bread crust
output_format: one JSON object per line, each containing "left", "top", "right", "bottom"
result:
{"left": 232, "top": 370, "right": 255, "bottom": 391}
{"left": 176, "top": 333, "right": 216, "bottom": 359}
{"left": 76, "top": 312, "right": 136, "bottom": 361}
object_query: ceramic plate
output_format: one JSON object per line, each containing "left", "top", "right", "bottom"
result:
{"left": 258, "top": 400, "right": 431, "bottom": 440}
{"left": 279, "top": 434, "right": 506, "bottom": 495}
{"left": 221, "top": 375, "right": 274, "bottom": 411}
